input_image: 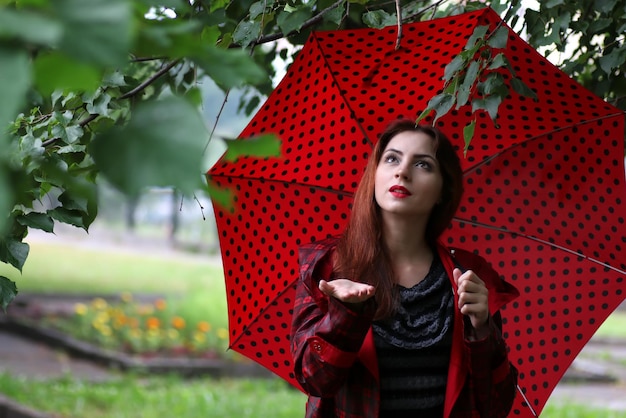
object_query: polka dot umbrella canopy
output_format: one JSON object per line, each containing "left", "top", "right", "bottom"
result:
{"left": 207, "top": 7, "right": 626, "bottom": 417}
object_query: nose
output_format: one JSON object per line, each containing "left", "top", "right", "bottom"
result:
{"left": 395, "top": 164, "right": 410, "bottom": 180}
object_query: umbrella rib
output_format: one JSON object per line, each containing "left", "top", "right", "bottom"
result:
{"left": 209, "top": 174, "right": 356, "bottom": 197}
{"left": 453, "top": 217, "right": 626, "bottom": 275}
{"left": 228, "top": 277, "right": 299, "bottom": 350}
{"left": 462, "top": 112, "right": 625, "bottom": 176}
{"left": 516, "top": 385, "right": 539, "bottom": 417}
{"left": 311, "top": 32, "right": 375, "bottom": 149}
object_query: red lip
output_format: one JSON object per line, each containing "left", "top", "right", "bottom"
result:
{"left": 389, "top": 185, "right": 411, "bottom": 196}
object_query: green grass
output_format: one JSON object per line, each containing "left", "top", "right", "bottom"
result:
{"left": 1, "top": 372, "right": 625, "bottom": 418}
{"left": 1, "top": 241, "right": 223, "bottom": 295}
{"left": 0, "top": 374, "right": 307, "bottom": 418}
{"left": 541, "top": 403, "right": 626, "bottom": 417}
{"left": 594, "top": 312, "right": 626, "bottom": 339}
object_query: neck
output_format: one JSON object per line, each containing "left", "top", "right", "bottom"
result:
{"left": 381, "top": 214, "right": 432, "bottom": 262}
{"left": 381, "top": 214, "right": 437, "bottom": 288}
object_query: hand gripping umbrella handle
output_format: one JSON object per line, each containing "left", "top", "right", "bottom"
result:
{"left": 451, "top": 250, "right": 538, "bottom": 417}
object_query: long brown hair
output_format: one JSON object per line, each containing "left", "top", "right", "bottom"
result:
{"left": 335, "top": 119, "right": 463, "bottom": 319}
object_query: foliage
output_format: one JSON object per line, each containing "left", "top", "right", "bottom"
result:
{"left": 40, "top": 294, "right": 232, "bottom": 358}
{"left": 1, "top": 0, "right": 625, "bottom": 306}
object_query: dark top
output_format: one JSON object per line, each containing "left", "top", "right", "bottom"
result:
{"left": 373, "top": 255, "right": 454, "bottom": 418}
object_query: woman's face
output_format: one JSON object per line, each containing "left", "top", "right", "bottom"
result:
{"left": 374, "top": 130, "right": 443, "bottom": 220}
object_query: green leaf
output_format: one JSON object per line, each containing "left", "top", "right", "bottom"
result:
{"left": 0, "top": 167, "right": 11, "bottom": 236}
{"left": 463, "top": 119, "right": 476, "bottom": 157}
{"left": 487, "top": 26, "right": 509, "bottom": 49}
{"left": 249, "top": 1, "right": 266, "bottom": 19}
{"left": 34, "top": 51, "right": 101, "bottom": 96}
{"left": 588, "top": 18, "right": 612, "bottom": 34}
{"left": 244, "top": 95, "right": 261, "bottom": 116}
{"left": 91, "top": 96, "right": 208, "bottom": 196}
{"left": 594, "top": 0, "right": 617, "bottom": 14}
{"left": 456, "top": 60, "right": 480, "bottom": 108}
{"left": 545, "top": 0, "right": 564, "bottom": 7}
{"left": 549, "top": 12, "right": 571, "bottom": 46}
{"left": 480, "top": 72, "right": 507, "bottom": 96}
{"left": 84, "top": 91, "right": 112, "bottom": 116}
{"left": 0, "top": 238, "right": 29, "bottom": 272}
{"left": 599, "top": 47, "right": 626, "bottom": 75}
{"left": 55, "top": 0, "right": 132, "bottom": 67}
{"left": 277, "top": 6, "right": 313, "bottom": 35}
{"left": 362, "top": 10, "right": 396, "bottom": 29}
{"left": 184, "top": 87, "right": 203, "bottom": 107}
{"left": 511, "top": 77, "right": 538, "bottom": 100}
{"left": 0, "top": 276, "right": 18, "bottom": 312}
{"left": 201, "top": 25, "right": 221, "bottom": 46}
{"left": 427, "top": 93, "right": 455, "bottom": 123}
{"left": 472, "top": 94, "right": 502, "bottom": 122}
{"left": 233, "top": 20, "right": 262, "bottom": 48}
{"left": 323, "top": 5, "right": 345, "bottom": 25}
{"left": 222, "top": 134, "right": 281, "bottom": 162}
{"left": 48, "top": 207, "right": 86, "bottom": 229}
{"left": 443, "top": 55, "right": 466, "bottom": 82}
{"left": 487, "top": 53, "right": 511, "bottom": 72}
{"left": 103, "top": 71, "right": 126, "bottom": 88}
{"left": 0, "top": 8, "right": 63, "bottom": 46}
{"left": 465, "top": 25, "right": 489, "bottom": 50}
{"left": 415, "top": 108, "right": 433, "bottom": 125}
{"left": 17, "top": 212, "right": 54, "bottom": 233}
{"left": 205, "top": 178, "right": 233, "bottom": 210}
{"left": 0, "top": 47, "right": 31, "bottom": 126}
{"left": 52, "top": 124, "right": 83, "bottom": 144}
{"left": 195, "top": 46, "right": 268, "bottom": 90}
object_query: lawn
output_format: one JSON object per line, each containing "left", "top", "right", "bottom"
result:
{"left": 1, "top": 235, "right": 625, "bottom": 417}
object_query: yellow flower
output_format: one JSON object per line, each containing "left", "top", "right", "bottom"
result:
{"left": 196, "top": 321, "right": 211, "bottom": 332}
{"left": 171, "top": 316, "right": 186, "bottom": 330}
{"left": 217, "top": 328, "right": 229, "bottom": 340}
{"left": 167, "top": 329, "right": 179, "bottom": 340}
{"left": 91, "top": 298, "right": 108, "bottom": 310}
{"left": 193, "top": 332, "right": 206, "bottom": 343}
{"left": 74, "top": 303, "right": 88, "bottom": 315}
{"left": 95, "top": 311, "right": 110, "bottom": 326}
{"left": 120, "top": 292, "right": 133, "bottom": 303}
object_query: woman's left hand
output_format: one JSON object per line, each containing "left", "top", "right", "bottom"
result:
{"left": 453, "top": 268, "right": 490, "bottom": 339}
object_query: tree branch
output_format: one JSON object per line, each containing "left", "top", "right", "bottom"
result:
{"left": 119, "top": 59, "right": 180, "bottom": 100}
{"left": 395, "top": 0, "right": 402, "bottom": 50}
{"left": 41, "top": 113, "right": 98, "bottom": 148}
{"left": 230, "top": 0, "right": 346, "bottom": 48}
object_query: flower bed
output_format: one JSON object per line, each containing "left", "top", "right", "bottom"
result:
{"left": 44, "top": 294, "right": 230, "bottom": 360}
{"left": 1, "top": 293, "right": 273, "bottom": 378}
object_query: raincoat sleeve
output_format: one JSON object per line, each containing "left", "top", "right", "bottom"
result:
{"left": 458, "top": 250, "right": 519, "bottom": 418}
{"left": 290, "top": 241, "right": 376, "bottom": 396}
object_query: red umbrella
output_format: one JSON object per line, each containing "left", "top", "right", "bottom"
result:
{"left": 207, "top": 7, "right": 626, "bottom": 417}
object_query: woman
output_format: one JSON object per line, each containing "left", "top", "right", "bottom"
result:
{"left": 290, "top": 119, "right": 519, "bottom": 418}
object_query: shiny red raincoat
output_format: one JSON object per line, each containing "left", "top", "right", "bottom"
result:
{"left": 291, "top": 237, "right": 520, "bottom": 417}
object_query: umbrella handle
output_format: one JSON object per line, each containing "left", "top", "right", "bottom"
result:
{"left": 516, "top": 384, "right": 538, "bottom": 417}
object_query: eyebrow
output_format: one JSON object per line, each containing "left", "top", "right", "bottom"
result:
{"left": 384, "top": 148, "right": 438, "bottom": 163}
